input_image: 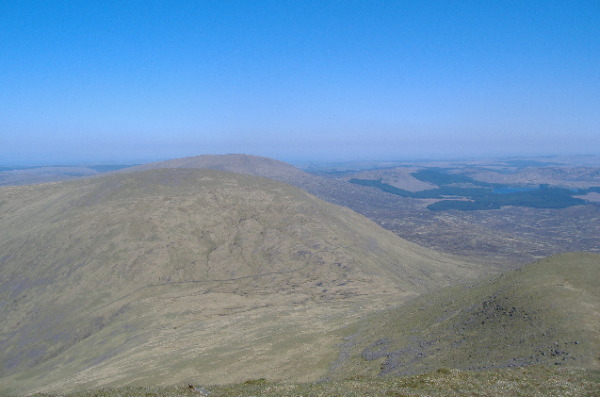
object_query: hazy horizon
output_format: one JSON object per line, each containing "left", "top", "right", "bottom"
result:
{"left": 2, "top": 1, "right": 599, "bottom": 165}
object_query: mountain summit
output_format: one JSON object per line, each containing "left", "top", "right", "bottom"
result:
{"left": 116, "top": 154, "right": 310, "bottom": 183}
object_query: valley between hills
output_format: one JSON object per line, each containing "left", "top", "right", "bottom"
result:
{"left": 0, "top": 154, "right": 599, "bottom": 396}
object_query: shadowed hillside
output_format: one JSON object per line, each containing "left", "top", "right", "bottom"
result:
{"left": 0, "top": 168, "right": 484, "bottom": 395}
{"left": 329, "top": 252, "right": 600, "bottom": 378}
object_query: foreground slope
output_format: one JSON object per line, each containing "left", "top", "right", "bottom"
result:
{"left": 0, "top": 168, "right": 483, "bottom": 395}
{"left": 330, "top": 252, "right": 600, "bottom": 378}
{"left": 16, "top": 367, "right": 600, "bottom": 397}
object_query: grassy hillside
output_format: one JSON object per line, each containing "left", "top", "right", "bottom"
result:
{"left": 0, "top": 168, "right": 484, "bottom": 396}
{"left": 330, "top": 252, "right": 600, "bottom": 378}
{"left": 21, "top": 367, "right": 600, "bottom": 397}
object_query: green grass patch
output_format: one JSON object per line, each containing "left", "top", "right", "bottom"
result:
{"left": 19, "top": 367, "right": 600, "bottom": 397}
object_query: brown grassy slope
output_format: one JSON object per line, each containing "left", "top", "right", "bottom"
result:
{"left": 0, "top": 168, "right": 485, "bottom": 395}
{"left": 329, "top": 252, "right": 600, "bottom": 379}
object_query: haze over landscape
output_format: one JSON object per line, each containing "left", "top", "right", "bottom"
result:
{"left": 1, "top": 2, "right": 600, "bottom": 397}
{"left": 2, "top": 1, "right": 599, "bottom": 164}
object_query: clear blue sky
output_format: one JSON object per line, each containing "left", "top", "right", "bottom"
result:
{"left": 1, "top": 1, "right": 599, "bottom": 164}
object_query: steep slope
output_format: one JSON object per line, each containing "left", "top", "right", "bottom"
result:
{"left": 0, "top": 168, "right": 485, "bottom": 395}
{"left": 330, "top": 252, "right": 600, "bottom": 378}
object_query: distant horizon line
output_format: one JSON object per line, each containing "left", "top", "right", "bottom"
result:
{"left": 2, "top": 152, "right": 600, "bottom": 168}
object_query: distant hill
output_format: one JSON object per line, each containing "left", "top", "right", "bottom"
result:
{"left": 112, "top": 154, "right": 372, "bottom": 210}
{"left": 114, "top": 154, "right": 309, "bottom": 183}
{"left": 329, "top": 252, "right": 600, "bottom": 378}
{"left": 117, "top": 154, "right": 600, "bottom": 266}
{"left": 5, "top": 154, "right": 599, "bottom": 266}
{"left": 0, "top": 164, "right": 136, "bottom": 186}
{"left": 0, "top": 168, "right": 485, "bottom": 395}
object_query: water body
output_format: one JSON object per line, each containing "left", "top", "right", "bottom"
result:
{"left": 492, "top": 187, "right": 537, "bottom": 194}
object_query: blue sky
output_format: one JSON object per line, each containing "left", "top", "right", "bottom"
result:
{"left": 1, "top": 1, "right": 599, "bottom": 164}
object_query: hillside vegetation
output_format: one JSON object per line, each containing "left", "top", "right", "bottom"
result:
{"left": 23, "top": 367, "right": 600, "bottom": 397}
{"left": 329, "top": 252, "right": 600, "bottom": 378}
{"left": 0, "top": 168, "right": 484, "bottom": 395}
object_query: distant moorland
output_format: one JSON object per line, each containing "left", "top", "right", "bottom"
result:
{"left": 305, "top": 156, "right": 600, "bottom": 265}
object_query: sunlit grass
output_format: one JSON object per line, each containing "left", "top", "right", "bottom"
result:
{"left": 23, "top": 367, "right": 600, "bottom": 397}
